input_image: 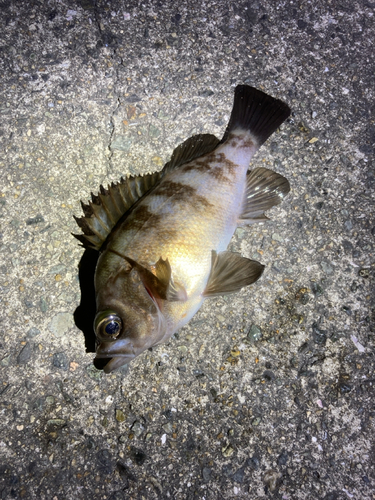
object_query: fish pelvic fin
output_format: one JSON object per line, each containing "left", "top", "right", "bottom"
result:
{"left": 221, "top": 85, "right": 291, "bottom": 147}
{"left": 203, "top": 251, "right": 264, "bottom": 297}
{"left": 239, "top": 167, "right": 290, "bottom": 224}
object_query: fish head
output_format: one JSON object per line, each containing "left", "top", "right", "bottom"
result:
{"left": 94, "top": 258, "right": 167, "bottom": 373}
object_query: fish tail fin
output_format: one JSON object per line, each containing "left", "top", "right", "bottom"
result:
{"left": 222, "top": 85, "right": 291, "bottom": 146}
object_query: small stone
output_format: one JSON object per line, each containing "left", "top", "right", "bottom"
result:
{"left": 309, "top": 137, "right": 318, "bottom": 143}
{"left": 359, "top": 268, "right": 369, "bottom": 278}
{"left": 277, "top": 451, "right": 288, "bottom": 466}
{"left": 232, "top": 465, "right": 246, "bottom": 483}
{"left": 17, "top": 342, "right": 33, "bottom": 364}
{"left": 131, "top": 421, "right": 145, "bottom": 437}
{"left": 272, "top": 233, "right": 284, "bottom": 242}
{"left": 47, "top": 419, "right": 66, "bottom": 428}
{"left": 46, "top": 396, "right": 55, "bottom": 406}
{"left": 86, "top": 364, "right": 102, "bottom": 381}
{"left": 320, "top": 261, "right": 333, "bottom": 275}
{"left": 162, "top": 422, "right": 173, "bottom": 434}
{"left": 26, "top": 214, "right": 45, "bottom": 225}
{"left": 97, "top": 449, "right": 114, "bottom": 474}
{"left": 263, "top": 469, "right": 279, "bottom": 492}
{"left": 338, "top": 381, "right": 351, "bottom": 394}
{"left": 39, "top": 297, "right": 48, "bottom": 312}
{"left": 52, "top": 352, "right": 68, "bottom": 370}
{"left": 48, "top": 312, "right": 74, "bottom": 337}
{"left": 202, "top": 467, "right": 211, "bottom": 482}
{"left": 247, "top": 455, "right": 260, "bottom": 470}
{"left": 116, "top": 409, "right": 126, "bottom": 422}
{"left": 126, "top": 105, "right": 137, "bottom": 120}
{"left": 222, "top": 444, "right": 234, "bottom": 457}
{"left": 312, "top": 322, "right": 327, "bottom": 346}
{"left": 252, "top": 417, "right": 261, "bottom": 426}
{"left": 149, "top": 124, "right": 161, "bottom": 138}
{"left": 311, "top": 282, "right": 323, "bottom": 297}
{"left": 111, "top": 136, "right": 132, "bottom": 151}
{"left": 125, "top": 94, "right": 141, "bottom": 103}
{"left": 247, "top": 325, "right": 262, "bottom": 342}
{"left": 263, "top": 370, "right": 275, "bottom": 382}
{"left": 1, "top": 355, "right": 11, "bottom": 367}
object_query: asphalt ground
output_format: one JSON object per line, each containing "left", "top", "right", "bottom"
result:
{"left": 0, "top": 1, "right": 374, "bottom": 499}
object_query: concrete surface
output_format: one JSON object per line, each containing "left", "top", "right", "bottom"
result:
{"left": 0, "top": 0, "right": 374, "bottom": 499}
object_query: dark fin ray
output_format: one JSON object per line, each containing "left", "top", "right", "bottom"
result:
{"left": 239, "top": 167, "right": 290, "bottom": 224}
{"left": 73, "top": 172, "right": 162, "bottom": 250}
{"left": 162, "top": 134, "right": 220, "bottom": 174}
{"left": 125, "top": 256, "right": 187, "bottom": 303}
{"left": 222, "top": 85, "right": 291, "bottom": 146}
{"left": 203, "top": 251, "right": 264, "bottom": 297}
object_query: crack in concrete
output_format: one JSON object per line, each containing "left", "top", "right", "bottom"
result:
{"left": 91, "top": 2, "right": 122, "bottom": 176}
{"left": 107, "top": 96, "right": 121, "bottom": 174}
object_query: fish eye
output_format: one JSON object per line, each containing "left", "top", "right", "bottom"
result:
{"left": 94, "top": 310, "right": 123, "bottom": 339}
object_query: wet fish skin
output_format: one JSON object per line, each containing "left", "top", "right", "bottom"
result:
{"left": 74, "top": 85, "right": 291, "bottom": 373}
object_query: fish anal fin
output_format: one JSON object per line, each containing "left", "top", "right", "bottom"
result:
{"left": 203, "top": 251, "right": 264, "bottom": 297}
{"left": 239, "top": 167, "right": 290, "bottom": 225}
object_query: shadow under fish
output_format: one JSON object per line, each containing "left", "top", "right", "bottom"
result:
{"left": 73, "top": 85, "right": 291, "bottom": 373}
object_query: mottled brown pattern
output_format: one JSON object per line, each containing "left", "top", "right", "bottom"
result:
{"left": 153, "top": 181, "right": 213, "bottom": 209}
{"left": 240, "top": 135, "right": 256, "bottom": 149}
{"left": 225, "top": 132, "right": 255, "bottom": 150}
{"left": 225, "top": 132, "right": 239, "bottom": 148}
{"left": 182, "top": 152, "right": 237, "bottom": 184}
{"left": 131, "top": 205, "right": 162, "bottom": 229}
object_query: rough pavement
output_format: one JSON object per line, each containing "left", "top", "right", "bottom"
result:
{"left": 0, "top": 1, "right": 374, "bottom": 499}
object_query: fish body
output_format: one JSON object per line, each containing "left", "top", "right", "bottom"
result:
{"left": 74, "top": 86, "right": 291, "bottom": 373}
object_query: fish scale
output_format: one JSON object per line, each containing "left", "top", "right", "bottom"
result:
{"left": 74, "top": 85, "right": 291, "bottom": 373}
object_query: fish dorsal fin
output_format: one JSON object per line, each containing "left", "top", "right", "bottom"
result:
{"left": 73, "top": 172, "right": 161, "bottom": 250}
{"left": 73, "top": 134, "right": 220, "bottom": 251}
{"left": 239, "top": 167, "right": 290, "bottom": 224}
{"left": 203, "top": 251, "right": 264, "bottom": 297}
{"left": 124, "top": 255, "right": 187, "bottom": 304}
{"left": 162, "top": 134, "right": 220, "bottom": 174}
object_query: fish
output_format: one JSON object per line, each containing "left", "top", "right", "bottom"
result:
{"left": 74, "top": 85, "right": 291, "bottom": 373}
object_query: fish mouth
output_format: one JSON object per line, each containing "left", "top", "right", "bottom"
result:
{"left": 95, "top": 356, "right": 130, "bottom": 374}
{"left": 95, "top": 340, "right": 136, "bottom": 373}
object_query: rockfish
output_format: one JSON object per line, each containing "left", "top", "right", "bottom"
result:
{"left": 74, "top": 85, "right": 291, "bottom": 373}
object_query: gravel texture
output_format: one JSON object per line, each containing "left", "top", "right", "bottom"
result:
{"left": 0, "top": 1, "right": 374, "bottom": 499}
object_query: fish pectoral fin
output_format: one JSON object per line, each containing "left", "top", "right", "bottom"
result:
{"left": 238, "top": 167, "right": 290, "bottom": 225}
{"left": 203, "top": 251, "right": 264, "bottom": 297}
{"left": 125, "top": 256, "right": 187, "bottom": 303}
